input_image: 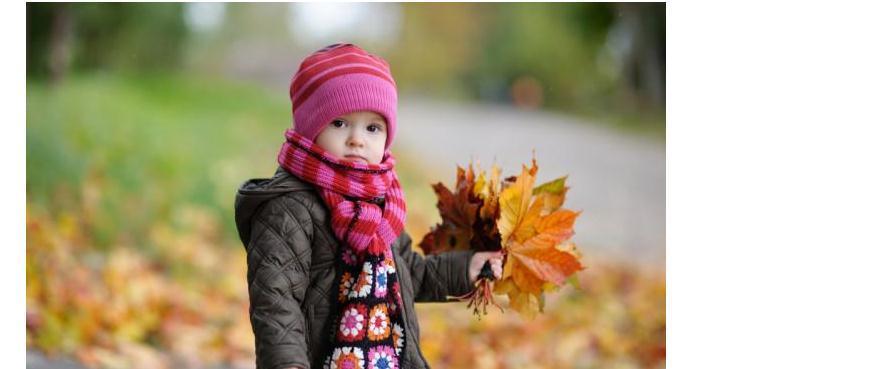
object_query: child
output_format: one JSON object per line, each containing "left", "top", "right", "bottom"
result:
{"left": 234, "top": 43, "right": 503, "bottom": 369}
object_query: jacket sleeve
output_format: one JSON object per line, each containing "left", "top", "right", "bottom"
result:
{"left": 245, "top": 196, "right": 313, "bottom": 369}
{"left": 396, "top": 231, "right": 475, "bottom": 302}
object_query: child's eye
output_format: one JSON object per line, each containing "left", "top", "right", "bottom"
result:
{"left": 331, "top": 120, "right": 346, "bottom": 128}
{"left": 367, "top": 124, "right": 383, "bottom": 133}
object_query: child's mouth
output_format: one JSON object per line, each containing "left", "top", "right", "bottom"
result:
{"left": 344, "top": 155, "right": 368, "bottom": 164}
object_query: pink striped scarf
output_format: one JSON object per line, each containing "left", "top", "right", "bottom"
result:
{"left": 277, "top": 129, "right": 406, "bottom": 255}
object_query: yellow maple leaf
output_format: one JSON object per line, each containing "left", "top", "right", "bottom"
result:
{"left": 508, "top": 256, "right": 544, "bottom": 294}
{"left": 478, "top": 164, "right": 502, "bottom": 225}
{"left": 496, "top": 159, "right": 538, "bottom": 242}
{"left": 512, "top": 195, "right": 544, "bottom": 244}
{"left": 492, "top": 277, "right": 540, "bottom": 318}
{"left": 474, "top": 171, "right": 487, "bottom": 197}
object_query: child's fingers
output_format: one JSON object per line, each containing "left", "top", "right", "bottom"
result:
{"left": 491, "top": 263, "right": 503, "bottom": 279}
{"left": 471, "top": 252, "right": 504, "bottom": 281}
{"left": 489, "top": 256, "right": 503, "bottom": 267}
{"left": 489, "top": 256, "right": 503, "bottom": 278}
{"left": 479, "top": 251, "right": 502, "bottom": 258}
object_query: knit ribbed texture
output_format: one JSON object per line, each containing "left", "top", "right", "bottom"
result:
{"left": 289, "top": 43, "right": 399, "bottom": 149}
{"left": 277, "top": 129, "right": 406, "bottom": 254}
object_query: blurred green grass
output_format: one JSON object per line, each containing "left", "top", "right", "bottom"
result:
{"left": 27, "top": 73, "right": 295, "bottom": 247}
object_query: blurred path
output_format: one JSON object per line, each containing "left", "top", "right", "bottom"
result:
{"left": 395, "top": 99, "right": 665, "bottom": 268}
{"left": 26, "top": 350, "right": 86, "bottom": 369}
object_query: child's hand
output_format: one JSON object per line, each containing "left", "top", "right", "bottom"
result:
{"left": 469, "top": 251, "right": 504, "bottom": 283}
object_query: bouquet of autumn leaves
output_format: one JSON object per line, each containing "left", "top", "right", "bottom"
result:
{"left": 420, "top": 158, "right": 585, "bottom": 318}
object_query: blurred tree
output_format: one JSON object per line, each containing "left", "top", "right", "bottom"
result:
{"left": 26, "top": 3, "right": 62, "bottom": 80}
{"left": 568, "top": 2, "right": 617, "bottom": 44}
{"left": 385, "top": 3, "right": 664, "bottom": 120}
{"left": 387, "top": 3, "right": 488, "bottom": 98}
{"left": 468, "top": 3, "right": 613, "bottom": 111}
{"left": 27, "top": 3, "right": 188, "bottom": 81}
{"left": 603, "top": 3, "right": 666, "bottom": 109}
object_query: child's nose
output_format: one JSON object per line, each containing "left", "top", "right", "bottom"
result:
{"left": 347, "top": 129, "right": 365, "bottom": 147}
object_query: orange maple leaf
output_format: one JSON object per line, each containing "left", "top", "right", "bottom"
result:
{"left": 494, "top": 158, "right": 584, "bottom": 318}
{"left": 511, "top": 243, "right": 582, "bottom": 289}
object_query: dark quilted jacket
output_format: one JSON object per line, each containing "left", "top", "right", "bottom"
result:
{"left": 235, "top": 167, "right": 475, "bottom": 369}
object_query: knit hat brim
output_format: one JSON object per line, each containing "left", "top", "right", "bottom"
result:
{"left": 292, "top": 73, "right": 398, "bottom": 150}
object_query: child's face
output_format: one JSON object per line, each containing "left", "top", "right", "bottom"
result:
{"left": 315, "top": 111, "right": 388, "bottom": 165}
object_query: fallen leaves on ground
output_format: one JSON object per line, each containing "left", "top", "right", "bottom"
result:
{"left": 26, "top": 204, "right": 255, "bottom": 369}
{"left": 416, "top": 260, "right": 666, "bottom": 369}
{"left": 27, "top": 165, "right": 661, "bottom": 369}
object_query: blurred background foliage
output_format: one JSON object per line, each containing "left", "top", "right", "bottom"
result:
{"left": 27, "top": 3, "right": 665, "bottom": 369}
{"left": 27, "top": 3, "right": 188, "bottom": 78}
{"left": 28, "top": 3, "right": 664, "bottom": 134}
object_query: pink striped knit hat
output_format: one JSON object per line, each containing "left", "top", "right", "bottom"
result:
{"left": 289, "top": 43, "right": 399, "bottom": 149}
